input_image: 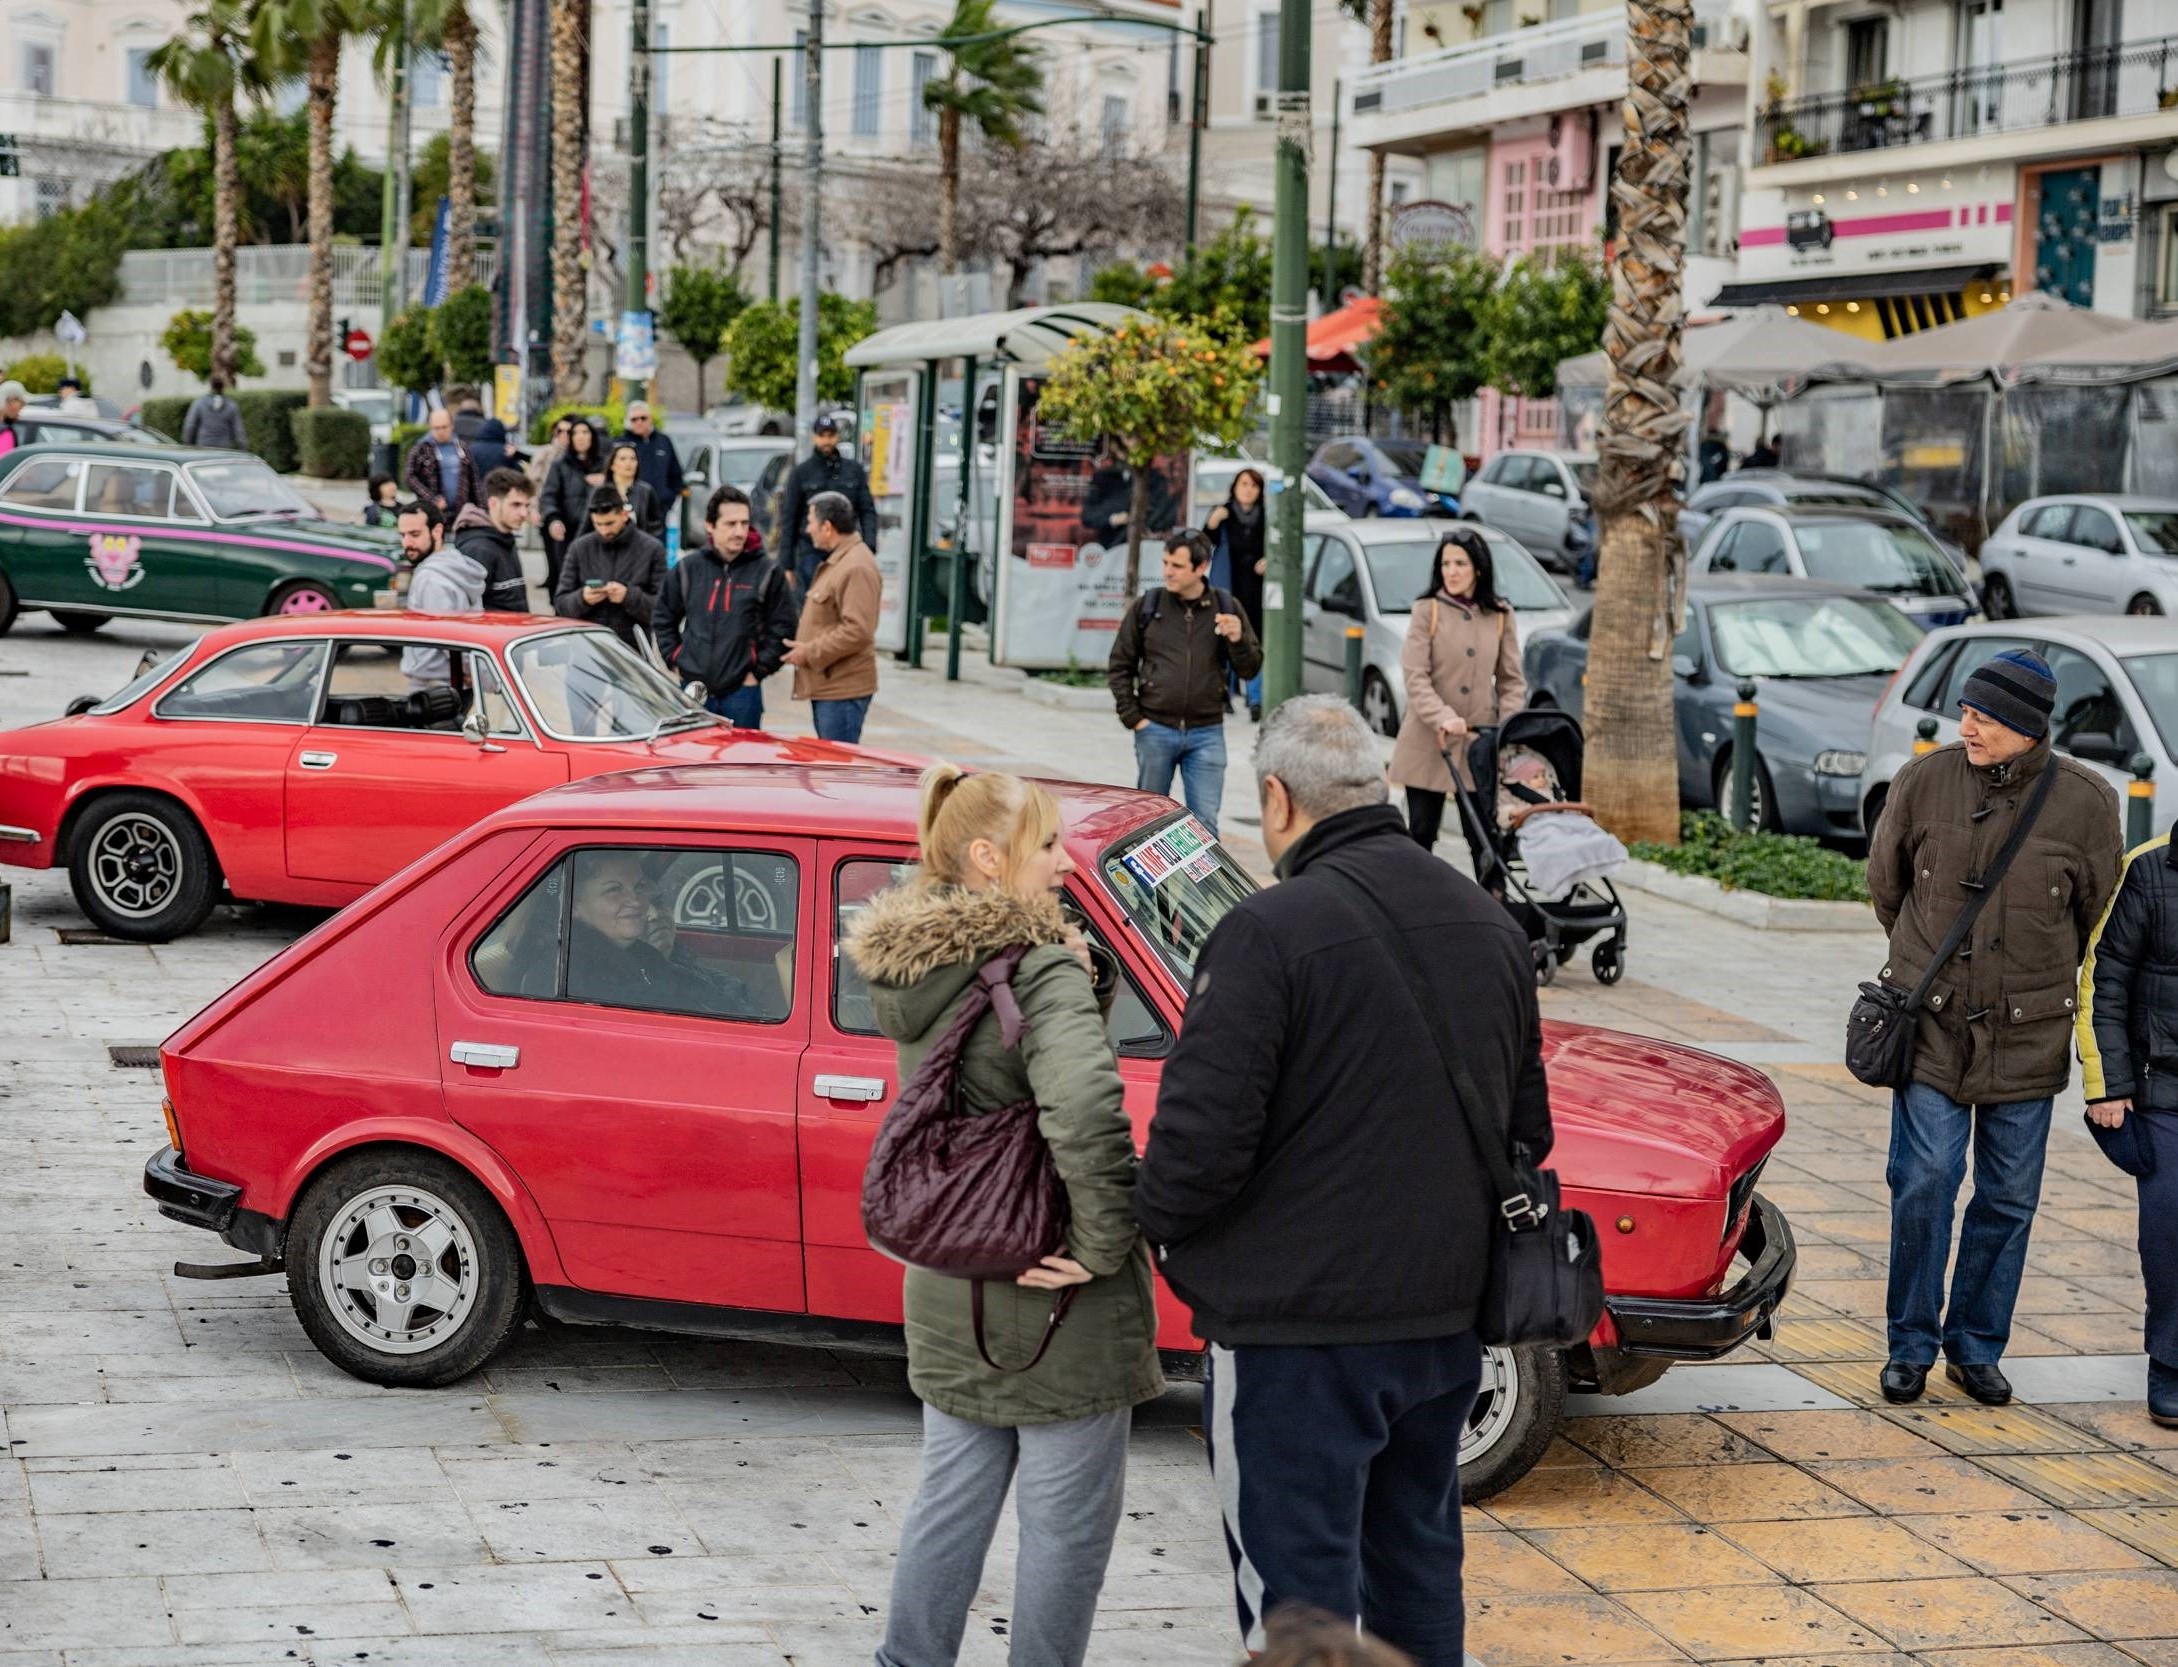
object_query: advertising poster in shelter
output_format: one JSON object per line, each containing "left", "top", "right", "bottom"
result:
{"left": 991, "top": 369, "right": 1190, "bottom": 669}
{"left": 860, "top": 370, "right": 918, "bottom": 654}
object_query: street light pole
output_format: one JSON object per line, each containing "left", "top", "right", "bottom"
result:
{"left": 794, "top": 0, "right": 825, "bottom": 455}
{"left": 1263, "top": 0, "right": 1311, "bottom": 712}
{"left": 1323, "top": 78, "right": 1340, "bottom": 302}
{"left": 768, "top": 56, "right": 783, "bottom": 303}
{"left": 624, "top": 0, "right": 652, "bottom": 404}
{"left": 1184, "top": 8, "right": 1207, "bottom": 254}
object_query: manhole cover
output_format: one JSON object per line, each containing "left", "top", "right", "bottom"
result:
{"left": 56, "top": 929, "right": 128, "bottom": 945}
{"left": 107, "top": 1046, "right": 162, "bottom": 1069}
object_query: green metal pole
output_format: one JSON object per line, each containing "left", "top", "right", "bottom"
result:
{"left": 947, "top": 351, "right": 977, "bottom": 682}
{"left": 768, "top": 57, "right": 782, "bottom": 303}
{"left": 1323, "top": 79, "right": 1339, "bottom": 302}
{"left": 1262, "top": 0, "right": 1311, "bottom": 713}
{"left": 1184, "top": 10, "right": 1207, "bottom": 255}
{"left": 626, "top": 0, "right": 652, "bottom": 404}
{"left": 904, "top": 364, "right": 936, "bottom": 669}
{"left": 1732, "top": 680, "right": 1759, "bottom": 832}
{"left": 2129, "top": 754, "right": 2155, "bottom": 850}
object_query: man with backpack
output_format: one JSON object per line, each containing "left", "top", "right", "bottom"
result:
{"left": 1106, "top": 529, "right": 1263, "bottom": 836}
{"left": 654, "top": 484, "right": 798, "bottom": 730}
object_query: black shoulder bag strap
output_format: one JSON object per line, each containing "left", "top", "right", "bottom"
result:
{"left": 1902, "top": 756, "right": 2059, "bottom": 1013}
{"left": 1316, "top": 866, "right": 1539, "bottom": 1226}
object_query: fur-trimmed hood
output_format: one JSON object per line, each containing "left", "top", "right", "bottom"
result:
{"left": 844, "top": 879, "right": 1067, "bottom": 988}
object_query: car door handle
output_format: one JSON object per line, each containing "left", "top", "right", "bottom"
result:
{"left": 449, "top": 1041, "right": 520, "bottom": 1070}
{"left": 299, "top": 751, "right": 337, "bottom": 770}
{"left": 814, "top": 1074, "right": 887, "bottom": 1102}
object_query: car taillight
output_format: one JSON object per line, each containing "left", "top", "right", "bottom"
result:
{"left": 161, "top": 1095, "right": 182, "bottom": 1155}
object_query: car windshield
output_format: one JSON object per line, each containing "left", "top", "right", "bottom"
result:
{"left": 1793, "top": 521, "right": 1959, "bottom": 597}
{"left": 2122, "top": 653, "right": 2178, "bottom": 754}
{"left": 1782, "top": 485, "right": 1888, "bottom": 511}
{"left": 186, "top": 457, "right": 318, "bottom": 520}
{"left": 1377, "top": 442, "right": 1428, "bottom": 478}
{"left": 1364, "top": 535, "right": 1563, "bottom": 613}
{"left": 718, "top": 445, "right": 787, "bottom": 488}
{"left": 339, "top": 392, "right": 393, "bottom": 422}
{"left": 1708, "top": 596, "right": 1924, "bottom": 679}
{"left": 1100, "top": 813, "right": 1257, "bottom": 982}
{"left": 88, "top": 639, "right": 198, "bottom": 715}
{"left": 2124, "top": 510, "right": 2178, "bottom": 555}
{"left": 1567, "top": 459, "right": 1600, "bottom": 495}
{"left": 507, "top": 628, "right": 709, "bottom": 740}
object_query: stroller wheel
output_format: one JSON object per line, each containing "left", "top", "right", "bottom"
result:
{"left": 1555, "top": 940, "right": 1580, "bottom": 966}
{"left": 1592, "top": 942, "right": 1624, "bottom": 986}
{"left": 1534, "top": 944, "right": 1558, "bottom": 988}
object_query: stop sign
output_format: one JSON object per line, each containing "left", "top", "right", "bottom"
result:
{"left": 343, "top": 327, "right": 373, "bottom": 362}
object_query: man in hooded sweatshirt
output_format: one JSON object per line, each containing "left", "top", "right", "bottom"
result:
{"left": 402, "top": 513, "right": 492, "bottom": 689}
{"left": 451, "top": 468, "right": 535, "bottom": 612}
{"left": 555, "top": 485, "right": 667, "bottom": 649}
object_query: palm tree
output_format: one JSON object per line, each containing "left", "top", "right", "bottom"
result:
{"left": 251, "top": 0, "right": 370, "bottom": 407}
{"left": 406, "top": 0, "right": 480, "bottom": 286}
{"left": 549, "top": 0, "right": 588, "bottom": 395}
{"left": 148, "top": 2, "right": 255, "bottom": 387}
{"left": 923, "top": 0, "right": 1042, "bottom": 275}
{"left": 1362, "top": 0, "right": 1393, "bottom": 291}
{"left": 1584, "top": 0, "right": 1694, "bottom": 843}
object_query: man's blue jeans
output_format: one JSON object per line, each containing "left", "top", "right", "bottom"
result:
{"left": 706, "top": 683, "right": 763, "bottom": 729}
{"left": 812, "top": 695, "right": 873, "bottom": 745}
{"left": 1134, "top": 721, "right": 1228, "bottom": 835}
{"left": 1886, "top": 1082, "right": 2054, "bottom": 1366}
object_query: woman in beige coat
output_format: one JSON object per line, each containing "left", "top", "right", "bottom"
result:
{"left": 1388, "top": 527, "right": 1526, "bottom": 882}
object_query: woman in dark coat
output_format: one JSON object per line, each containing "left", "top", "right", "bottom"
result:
{"left": 1206, "top": 465, "right": 1268, "bottom": 718}
{"left": 591, "top": 440, "right": 665, "bottom": 541}
{"left": 539, "top": 418, "right": 606, "bottom": 559}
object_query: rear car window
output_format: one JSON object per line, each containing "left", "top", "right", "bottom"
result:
{"left": 1101, "top": 814, "right": 1256, "bottom": 982}
{"left": 154, "top": 640, "right": 327, "bottom": 724}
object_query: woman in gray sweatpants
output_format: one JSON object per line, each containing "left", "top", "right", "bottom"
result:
{"left": 846, "top": 766, "right": 1168, "bottom": 1667}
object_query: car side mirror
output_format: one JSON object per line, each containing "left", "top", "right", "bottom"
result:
{"left": 461, "top": 709, "right": 506, "bottom": 753}
{"left": 685, "top": 469, "right": 709, "bottom": 489}
{"left": 683, "top": 679, "right": 710, "bottom": 709}
{"left": 64, "top": 693, "right": 97, "bottom": 716}
{"left": 1347, "top": 464, "right": 1367, "bottom": 481}
{"left": 2067, "top": 731, "right": 2128, "bottom": 766}
{"left": 1323, "top": 592, "right": 1360, "bottom": 618}
{"left": 1541, "top": 480, "right": 1567, "bottom": 499}
{"left": 1670, "top": 653, "right": 1697, "bottom": 680}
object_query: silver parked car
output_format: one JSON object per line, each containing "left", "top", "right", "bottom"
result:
{"left": 1688, "top": 507, "right": 1980, "bottom": 633}
{"left": 1861, "top": 616, "right": 2178, "bottom": 838}
{"left": 1297, "top": 518, "right": 1573, "bottom": 735}
{"left": 1459, "top": 449, "right": 1599, "bottom": 576}
{"left": 1978, "top": 496, "right": 2178, "bottom": 619}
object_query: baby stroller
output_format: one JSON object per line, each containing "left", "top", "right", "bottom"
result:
{"left": 1448, "top": 708, "right": 1630, "bottom": 987}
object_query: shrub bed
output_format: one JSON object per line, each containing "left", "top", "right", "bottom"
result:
{"left": 1629, "top": 811, "right": 1870, "bottom": 903}
{"left": 291, "top": 405, "right": 372, "bottom": 479}
{"left": 138, "top": 395, "right": 193, "bottom": 442}
{"left": 232, "top": 390, "right": 307, "bottom": 474}
{"left": 529, "top": 401, "right": 630, "bottom": 445}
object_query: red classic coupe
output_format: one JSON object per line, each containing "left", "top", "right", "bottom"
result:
{"left": 145, "top": 763, "right": 1795, "bottom": 1498}
{"left": 0, "top": 612, "right": 877, "bottom": 940}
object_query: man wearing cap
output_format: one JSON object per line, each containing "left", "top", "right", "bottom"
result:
{"left": 775, "top": 415, "right": 877, "bottom": 591}
{"left": 0, "top": 380, "right": 25, "bottom": 457}
{"left": 1867, "top": 648, "right": 2120, "bottom": 1408}
{"left": 615, "top": 401, "right": 684, "bottom": 514}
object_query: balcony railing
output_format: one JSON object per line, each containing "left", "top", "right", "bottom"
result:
{"left": 118, "top": 244, "right": 498, "bottom": 312}
{"left": 1353, "top": 0, "right": 1742, "bottom": 122}
{"left": 1764, "top": 36, "right": 2178, "bottom": 162}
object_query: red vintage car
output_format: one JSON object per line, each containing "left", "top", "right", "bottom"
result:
{"left": 0, "top": 612, "right": 878, "bottom": 941}
{"left": 146, "top": 763, "right": 1795, "bottom": 1499}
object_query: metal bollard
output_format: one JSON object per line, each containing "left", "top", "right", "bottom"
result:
{"left": 946, "top": 543, "right": 968, "bottom": 683}
{"left": 1914, "top": 716, "right": 1940, "bottom": 755}
{"left": 1731, "top": 680, "right": 1759, "bottom": 832}
{"left": 2129, "top": 754, "right": 2155, "bottom": 851}
{"left": 1344, "top": 625, "right": 1366, "bottom": 712}
{"left": 0, "top": 879, "right": 9, "bottom": 944}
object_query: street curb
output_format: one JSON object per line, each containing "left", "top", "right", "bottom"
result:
{"left": 1015, "top": 676, "right": 1112, "bottom": 713}
{"left": 1618, "top": 857, "right": 1881, "bottom": 932}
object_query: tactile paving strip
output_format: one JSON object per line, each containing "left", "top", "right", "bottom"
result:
{"left": 1978, "top": 1452, "right": 2178, "bottom": 1509}
{"left": 1883, "top": 1404, "right": 2115, "bottom": 1457}
{"left": 2077, "top": 1506, "right": 2178, "bottom": 1564}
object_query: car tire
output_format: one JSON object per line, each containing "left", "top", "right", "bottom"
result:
{"left": 1459, "top": 1344, "right": 1568, "bottom": 1502}
{"left": 49, "top": 610, "right": 108, "bottom": 635}
{"left": 1713, "top": 750, "right": 1781, "bottom": 834}
{"left": 1861, "top": 784, "right": 1889, "bottom": 841}
{"left": 0, "top": 567, "right": 17, "bottom": 636}
{"left": 1361, "top": 503, "right": 1377, "bottom": 519}
{"left": 1983, "top": 573, "right": 2017, "bottom": 619}
{"left": 266, "top": 580, "right": 341, "bottom": 617}
{"left": 1360, "top": 669, "right": 1398, "bottom": 738}
{"left": 287, "top": 1149, "right": 526, "bottom": 1388}
{"left": 2128, "top": 593, "right": 2163, "bottom": 617}
{"left": 67, "top": 792, "right": 220, "bottom": 941}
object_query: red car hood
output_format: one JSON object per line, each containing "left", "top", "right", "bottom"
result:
{"left": 1540, "top": 1021, "right": 1784, "bottom": 1198}
{"left": 605, "top": 726, "right": 923, "bottom": 770}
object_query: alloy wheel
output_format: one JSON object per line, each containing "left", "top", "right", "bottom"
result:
{"left": 1460, "top": 1345, "right": 1523, "bottom": 1467}
{"left": 1361, "top": 675, "right": 1397, "bottom": 738}
{"left": 2128, "top": 595, "right": 2163, "bottom": 617}
{"left": 87, "top": 813, "right": 183, "bottom": 919}
{"left": 317, "top": 1185, "right": 481, "bottom": 1355}
{"left": 277, "top": 586, "right": 336, "bottom": 614}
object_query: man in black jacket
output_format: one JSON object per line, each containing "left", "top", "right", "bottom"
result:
{"left": 1107, "top": 530, "right": 1263, "bottom": 836}
{"left": 1137, "top": 694, "right": 1550, "bottom": 1667}
{"left": 450, "top": 468, "right": 534, "bottom": 612}
{"left": 553, "top": 486, "right": 667, "bottom": 649}
{"left": 654, "top": 484, "right": 797, "bottom": 730}
{"left": 775, "top": 415, "right": 877, "bottom": 589}
{"left": 2078, "top": 830, "right": 2178, "bottom": 1426}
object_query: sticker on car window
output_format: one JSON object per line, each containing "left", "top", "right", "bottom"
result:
{"left": 1119, "top": 816, "right": 1218, "bottom": 889}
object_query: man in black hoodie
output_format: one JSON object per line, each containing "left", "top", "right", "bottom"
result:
{"left": 654, "top": 485, "right": 797, "bottom": 729}
{"left": 775, "top": 415, "right": 877, "bottom": 589}
{"left": 451, "top": 468, "right": 535, "bottom": 612}
{"left": 1136, "top": 695, "right": 1550, "bottom": 1667}
{"left": 553, "top": 485, "right": 667, "bottom": 649}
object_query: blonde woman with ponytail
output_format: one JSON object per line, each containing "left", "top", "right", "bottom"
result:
{"left": 846, "top": 763, "right": 1163, "bottom": 1667}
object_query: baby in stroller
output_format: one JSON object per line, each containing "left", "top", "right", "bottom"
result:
{"left": 1495, "top": 742, "right": 1628, "bottom": 901}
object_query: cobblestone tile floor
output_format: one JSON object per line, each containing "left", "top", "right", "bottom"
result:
{"left": 0, "top": 617, "right": 2172, "bottom": 1662}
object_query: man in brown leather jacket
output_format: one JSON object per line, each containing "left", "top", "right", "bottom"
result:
{"left": 786, "top": 490, "right": 882, "bottom": 744}
{"left": 1866, "top": 648, "right": 2120, "bottom": 1408}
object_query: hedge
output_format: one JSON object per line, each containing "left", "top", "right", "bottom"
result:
{"left": 233, "top": 390, "right": 307, "bottom": 474}
{"left": 6, "top": 353, "right": 87, "bottom": 394}
{"left": 391, "top": 420, "right": 427, "bottom": 455}
{"left": 1629, "top": 812, "right": 1870, "bottom": 903}
{"left": 139, "top": 395, "right": 193, "bottom": 442}
{"left": 529, "top": 401, "right": 632, "bottom": 445}
{"left": 291, "top": 406, "right": 372, "bottom": 479}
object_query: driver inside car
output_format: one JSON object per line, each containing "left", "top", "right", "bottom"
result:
{"left": 566, "top": 850, "right": 756, "bottom": 1019}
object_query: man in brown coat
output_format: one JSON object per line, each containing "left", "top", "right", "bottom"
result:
{"left": 787, "top": 490, "right": 882, "bottom": 744}
{"left": 1866, "top": 647, "right": 2120, "bottom": 1408}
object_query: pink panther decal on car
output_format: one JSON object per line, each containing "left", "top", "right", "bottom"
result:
{"left": 86, "top": 532, "right": 145, "bottom": 592}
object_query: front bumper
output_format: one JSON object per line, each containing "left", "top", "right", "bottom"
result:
{"left": 1604, "top": 1194, "right": 1796, "bottom": 1360}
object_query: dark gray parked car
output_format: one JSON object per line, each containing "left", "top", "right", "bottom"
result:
{"left": 1523, "top": 575, "right": 1925, "bottom": 837}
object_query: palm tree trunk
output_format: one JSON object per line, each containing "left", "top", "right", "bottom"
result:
{"left": 212, "top": 91, "right": 240, "bottom": 386}
{"left": 445, "top": 6, "right": 478, "bottom": 289}
{"left": 1362, "top": 0, "right": 1394, "bottom": 292}
{"left": 937, "top": 104, "right": 960, "bottom": 275}
{"left": 550, "top": 0, "right": 588, "bottom": 397}
{"left": 305, "top": 34, "right": 339, "bottom": 407}
{"left": 1586, "top": 0, "right": 1693, "bottom": 845}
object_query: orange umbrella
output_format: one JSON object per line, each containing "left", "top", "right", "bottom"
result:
{"left": 1251, "top": 297, "right": 1384, "bottom": 373}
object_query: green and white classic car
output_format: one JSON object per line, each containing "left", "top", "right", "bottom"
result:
{"left": 0, "top": 442, "right": 400, "bottom": 635}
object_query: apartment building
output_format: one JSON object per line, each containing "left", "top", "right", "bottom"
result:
{"left": 1729, "top": 0, "right": 2178, "bottom": 335}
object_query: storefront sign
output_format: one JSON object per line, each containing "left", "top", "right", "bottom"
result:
{"left": 1389, "top": 199, "right": 1479, "bottom": 253}
{"left": 1738, "top": 176, "right": 2015, "bottom": 282}
{"left": 859, "top": 369, "right": 918, "bottom": 655}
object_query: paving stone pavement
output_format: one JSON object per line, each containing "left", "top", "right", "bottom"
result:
{"left": 1, "top": 615, "right": 2174, "bottom": 1663}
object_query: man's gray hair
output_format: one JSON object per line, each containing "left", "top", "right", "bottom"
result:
{"left": 1254, "top": 694, "right": 1389, "bottom": 818}
{"left": 809, "top": 490, "right": 858, "bottom": 534}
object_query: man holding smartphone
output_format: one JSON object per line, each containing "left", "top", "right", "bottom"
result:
{"left": 553, "top": 485, "right": 667, "bottom": 650}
